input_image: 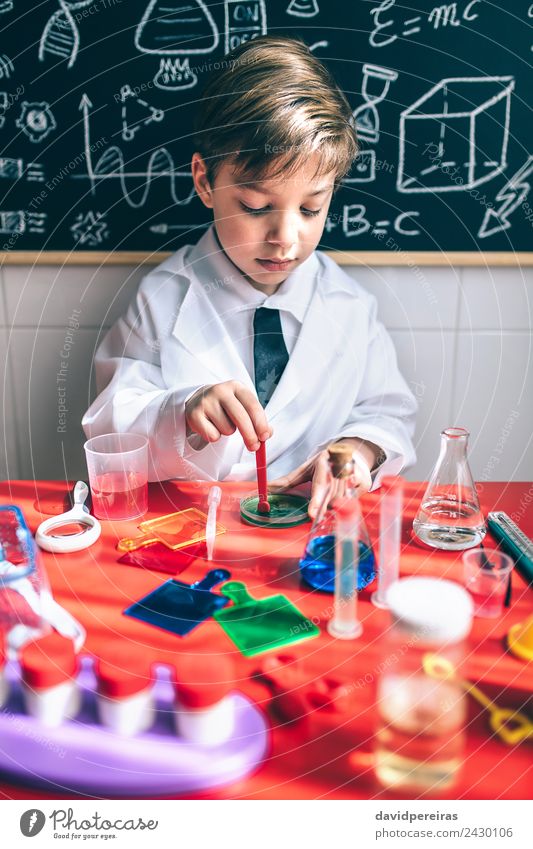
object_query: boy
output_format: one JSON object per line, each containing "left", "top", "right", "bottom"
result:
{"left": 82, "top": 35, "right": 417, "bottom": 517}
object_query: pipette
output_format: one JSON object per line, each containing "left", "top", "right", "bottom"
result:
{"left": 327, "top": 497, "right": 363, "bottom": 640}
{"left": 206, "top": 486, "right": 222, "bottom": 561}
{"left": 371, "top": 476, "right": 404, "bottom": 609}
{"left": 255, "top": 441, "right": 270, "bottom": 514}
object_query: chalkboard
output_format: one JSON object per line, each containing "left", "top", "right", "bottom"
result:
{"left": 0, "top": 1, "right": 531, "bottom": 261}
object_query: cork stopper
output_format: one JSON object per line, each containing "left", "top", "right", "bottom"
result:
{"left": 327, "top": 442, "right": 354, "bottom": 478}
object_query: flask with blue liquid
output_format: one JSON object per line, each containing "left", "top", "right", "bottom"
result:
{"left": 299, "top": 443, "right": 376, "bottom": 592}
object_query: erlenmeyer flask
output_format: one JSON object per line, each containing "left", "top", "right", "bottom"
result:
{"left": 413, "top": 427, "right": 486, "bottom": 550}
{"left": 299, "top": 443, "right": 376, "bottom": 592}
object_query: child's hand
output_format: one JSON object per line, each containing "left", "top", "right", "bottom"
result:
{"left": 269, "top": 443, "right": 374, "bottom": 519}
{"left": 185, "top": 381, "right": 273, "bottom": 452}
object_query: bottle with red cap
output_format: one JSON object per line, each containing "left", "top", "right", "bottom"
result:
{"left": 19, "top": 632, "right": 80, "bottom": 727}
{"left": 174, "top": 653, "right": 235, "bottom": 746}
{"left": 0, "top": 631, "right": 8, "bottom": 708}
{"left": 96, "top": 650, "right": 154, "bottom": 737}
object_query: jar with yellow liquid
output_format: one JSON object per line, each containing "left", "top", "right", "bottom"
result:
{"left": 374, "top": 577, "right": 473, "bottom": 793}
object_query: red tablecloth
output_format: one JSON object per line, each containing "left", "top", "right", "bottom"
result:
{"left": 1, "top": 479, "right": 532, "bottom": 800}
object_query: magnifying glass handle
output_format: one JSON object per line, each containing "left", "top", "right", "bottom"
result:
{"left": 73, "top": 481, "right": 90, "bottom": 511}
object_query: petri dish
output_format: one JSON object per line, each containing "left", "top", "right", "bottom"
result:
{"left": 240, "top": 493, "right": 310, "bottom": 528}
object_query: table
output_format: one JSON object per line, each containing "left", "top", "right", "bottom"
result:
{"left": 0, "top": 479, "right": 532, "bottom": 800}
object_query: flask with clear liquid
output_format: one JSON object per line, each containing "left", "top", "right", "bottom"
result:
{"left": 299, "top": 443, "right": 376, "bottom": 592}
{"left": 413, "top": 427, "right": 486, "bottom": 551}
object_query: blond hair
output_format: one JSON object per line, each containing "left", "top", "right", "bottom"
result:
{"left": 193, "top": 35, "right": 358, "bottom": 193}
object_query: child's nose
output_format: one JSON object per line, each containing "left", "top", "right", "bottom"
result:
{"left": 265, "top": 214, "right": 299, "bottom": 249}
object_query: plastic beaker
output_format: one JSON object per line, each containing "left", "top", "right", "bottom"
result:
{"left": 84, "top": 433, "right": 148, "bottom": 521}
{"left": 463, "top": 548, "right": 513, "bottom": 618}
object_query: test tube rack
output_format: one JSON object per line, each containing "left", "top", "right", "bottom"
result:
{"left": 0, "top": 657, "right": 268, "bottom": 796}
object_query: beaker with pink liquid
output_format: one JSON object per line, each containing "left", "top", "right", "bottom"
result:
{"left": 84, "top": 433, "right": 149, "bottom": 521}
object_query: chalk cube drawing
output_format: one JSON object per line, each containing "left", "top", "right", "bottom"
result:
{"left": 397, "top": 76, "right": 514, "bottom": 193}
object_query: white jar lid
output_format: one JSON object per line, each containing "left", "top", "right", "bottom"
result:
{"left": 385, "top": 577, "right": 473, "bottom": 644}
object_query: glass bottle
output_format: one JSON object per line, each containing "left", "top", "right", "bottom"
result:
{"left": 374, "top": 577, "right": 474, "bottom": 793}
{"left": 299, "top": 443, "right": 376, "bottom": 592}
{"left": 413, "top": 427, "right": 486, "bottom": 551}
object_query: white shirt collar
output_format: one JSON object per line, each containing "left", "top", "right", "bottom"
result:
{"left": 187, "top": 222, "right": 320, "bottom": 324}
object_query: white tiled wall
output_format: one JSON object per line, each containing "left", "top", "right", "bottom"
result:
{"left": 0, "top": 262, "right": 531, "bottom": 482}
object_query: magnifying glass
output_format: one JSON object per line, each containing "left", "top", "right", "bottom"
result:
{"left": 35, "top": 481, "right": 101, "bottom": 553}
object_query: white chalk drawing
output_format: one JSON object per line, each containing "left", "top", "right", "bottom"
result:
{"left": 0, "top": 54, "right": 14, "bottom": 80}
{"left": 39, "top": 1, "right": 93, "bottom": 68}
{"left": 369, "top": 0, "right": 482, "bottom": 48}
{"left": 79, "top": 93, "right": 196, "bottom": 209}
{"left": 135, "top": 0, "right": 219, "bottom": 91}
{"left": 0, "top": 92, "right": 7, "bottom": 128}
{"left": 0, "top": 2, "right": 13, "bottom": 14}
{"left": 343, "top": 150, "right": 377, "bottom": 184}
{"left": 15, "top": 101, "right": 57, "bottom": 143}
{"left": 150, "top": 222, "right": 210, "bottom": 235}
{"left": 351, "top": 64, "right": 398, "bottom": 144}
{"left": 0, "top": 157, "right": 45, "bottom": 182}
{"left": 324, "top": 205, "right": 420, "bottom": 238}
{"left": 119, "top": 84, "right": 164, "bottom": 142}
{"left": 224, "top": 0, "right": 267, "bottom": 53}
{"left": 0, "top": 211, "right": 47, "bottom": 234}
{"left": 70, "top": 211, "right": 109, "bottom": 245}
{"left": 308, "top": 40, "right": 329, "bottom": 52}
{"left": 478, "top": 155, "right": 533, "bottom": 239}
{"left": 398, "top": 76, "right": 514, "bottom": 193}
{"left": 286, "top": 0, "right": 319, "bottom": 17}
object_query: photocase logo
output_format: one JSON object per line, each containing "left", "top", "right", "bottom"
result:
{"left": 20, "top": 809, "right": 46, "bottom": 837}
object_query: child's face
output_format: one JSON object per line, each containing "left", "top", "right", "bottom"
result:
{"left": 192, "top": 151, "right": 336, "bottom": 295}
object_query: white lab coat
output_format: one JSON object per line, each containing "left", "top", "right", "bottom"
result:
{"left": 82, "top": 223, "right": 417, "bottom": 486}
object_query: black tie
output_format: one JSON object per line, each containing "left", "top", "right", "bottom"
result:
{"left": 253, "top": 307, "right": 289, "bottom": 407}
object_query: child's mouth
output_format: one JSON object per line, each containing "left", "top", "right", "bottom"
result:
{"left": 256, "top": 258, "right": 296, "bottom": 271}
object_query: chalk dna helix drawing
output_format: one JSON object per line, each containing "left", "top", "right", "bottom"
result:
{"left": 39, "top": 1, "right": 94, "bottom": 68}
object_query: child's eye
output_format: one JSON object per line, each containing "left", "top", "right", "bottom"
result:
{"left": 240, "top": 203, "right": 322, "bottom": 218}
{"left": 240, "top": 203, "right": 266, "bottom": 216}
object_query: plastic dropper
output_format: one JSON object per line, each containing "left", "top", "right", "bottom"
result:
{"left": 206, "top": 486, "right": 222, "bottom": 561}
{"left": 327, "top": 497, "right": 363, "bottom": 640}
{"left": 371, "top": 476, "right": 404, "bottom": 609}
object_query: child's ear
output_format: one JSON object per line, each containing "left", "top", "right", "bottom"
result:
{"left": 191, "top": 152, "right": 214, "bottom": 208}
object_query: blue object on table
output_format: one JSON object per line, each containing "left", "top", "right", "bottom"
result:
{"left": 299, "top": 535, "right": 376, "bottom": 593}
{"left": 123, "top": 568, "right": 231, "bottom": 636}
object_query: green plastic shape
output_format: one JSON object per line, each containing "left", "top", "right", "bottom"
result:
{"left": 214, "top": 581, "right": 320, "bottom": 657}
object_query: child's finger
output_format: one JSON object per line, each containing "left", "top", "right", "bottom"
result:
{"left": 308, "top": 455, "right": 329, "bottom": 517}
{"left": 209, "top": 403, "right": 237, "bottom": 437}
{"left": 234, "top": 384, "right": 272, "bottom": 441}
{"left": 270, "top": 459, "right": 313, "bottom": 492}
{"left": 195, "top": 415, "right": 221, "bottom": 443}
{"left": 308, "top": 482, "right": 327, "bottom": 519}
{"left": 220, "top": 394, "right": 261, "bottom": 451}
